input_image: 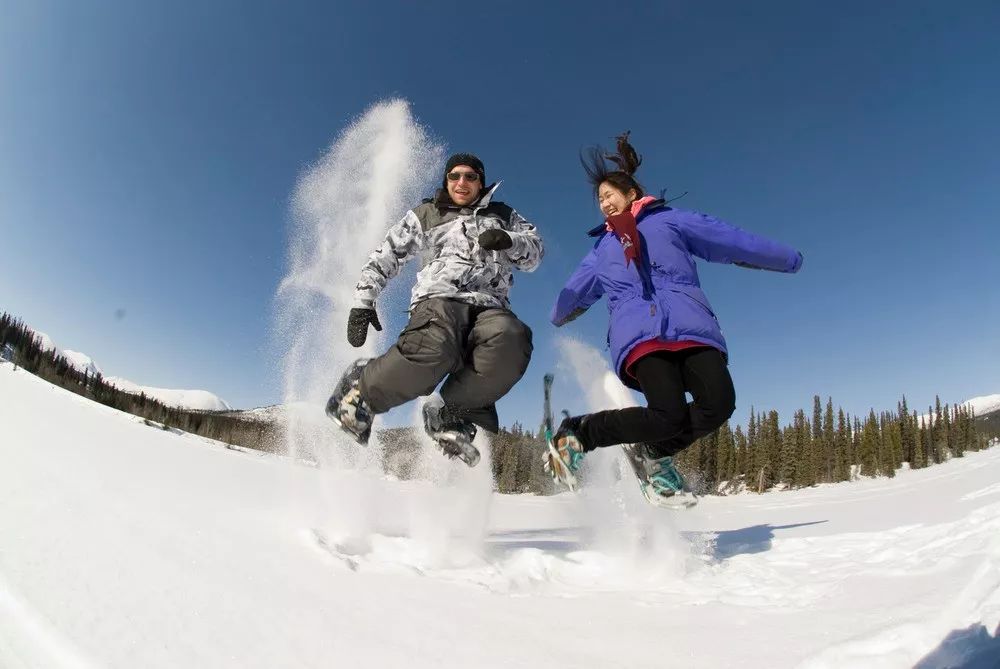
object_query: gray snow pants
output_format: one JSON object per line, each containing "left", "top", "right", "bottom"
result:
{"left": 358, "top": 297, "right": 533, "bottom": 433}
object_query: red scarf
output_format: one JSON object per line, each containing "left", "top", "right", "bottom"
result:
{"left": 605, "top": 196, "right": 656, "bottom": 268}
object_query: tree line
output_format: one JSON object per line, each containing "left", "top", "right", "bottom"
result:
{"left": 672, "top": 394, "right": 989, "bottom": 494}
{"left": 0, "top": 312, "right": 284, "bottom": 453}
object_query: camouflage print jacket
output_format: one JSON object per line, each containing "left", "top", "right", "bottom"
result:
{"left": 353, "top": 183, "right": 544, "bottom": 311}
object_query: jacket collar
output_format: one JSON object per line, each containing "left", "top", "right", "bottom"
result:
{"left": 587, "top": 198, "right": 668, "bottom": 237}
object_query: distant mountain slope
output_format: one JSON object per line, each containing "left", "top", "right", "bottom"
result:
{"left": 31, "top": 329, "right": 231, "bottom": 411}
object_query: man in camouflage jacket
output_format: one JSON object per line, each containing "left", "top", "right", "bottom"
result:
{"left": 327, "top": 153, "right": 543, "bottom": 465}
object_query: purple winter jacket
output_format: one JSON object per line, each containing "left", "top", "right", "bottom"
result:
{"left": 551, "top": 200, "right": 802, "bottom": 388}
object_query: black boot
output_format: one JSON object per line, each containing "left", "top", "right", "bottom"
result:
{"left": 422, "top": 397, "right": 480, "bottom": 467}
{"left": 553, "top": 414, "right": 593, "bottom": 451}
{"left": 325, "top": 359, "right": 374, "bottom": 444}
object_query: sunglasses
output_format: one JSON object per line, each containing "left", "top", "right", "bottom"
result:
{"left": 446, "top": 171, "right": 481, "bottom": 182}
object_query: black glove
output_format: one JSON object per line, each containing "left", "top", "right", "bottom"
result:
{"left": 478, "top": 229, "right": 513, "bottom": 251}
{"left": 347, "top": 307, "right": 382, "bottom": 347}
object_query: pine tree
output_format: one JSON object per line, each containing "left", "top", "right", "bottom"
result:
{"left": 795, "top": 409, "right": 817, "bottom": 487}
{"left": 859, "top": 411, "right": 880, "bottom": 477}
{"left": 833, "top": 407, "right": 850, "bottom": 481}
{"left": 715, "top": 421, "right": 735, "bottom": 488}
{"left": 812, "top": 396, "right": 824, "bottom": 480}
{"left": 734, "top": 425, "right": 749, "bottom": 484}
{"left": 699, "top": 428, "right": 719, "bottom": 490}
{"left": 942, "top": 403, "right": 953, "bottom": 456}
{"left": 823, "top": 398, "right": 835, "bottom": 482}
{"left": 851, "top": 415, "right": 861, "bottom": 475}
{"left": 676, "top": 432, "right": 703, "bottom": 485}
{"left": 780, "top": 422, "right": 797, "bottom": 487}
{"left": 899, "top": 397, "right": 914, "bottom": 465}
{"left": 920, "top": 414, "right": 933, "bottom": 465}
{"left": 767, "top": 411, "right": 782, "bottom": 487}
{"left": 514, "top": 439, "right": 535, "bottom": 493}
{"left": 748, "top": 410, "right": 769, "bottom": 492}
{"left": 882, "top": 412, "right": 899, "bottom": 477}
{"left": 848, "top": 414, "right": 858, "bottom": 475}
{"left": 957, "top": 405, "right": 967, "bottom": 456}
{"left": 930, "top": 404, "right": 945, "bottom": 464}
{"left": 891, "top": 413, "right": 903, "bottom": 472}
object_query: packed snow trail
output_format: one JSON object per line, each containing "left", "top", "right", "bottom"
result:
{"left": 1, "top": 362, "right": 999, "bottom": 668}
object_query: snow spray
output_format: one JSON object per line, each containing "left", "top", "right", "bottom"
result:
{"left": 276, "top": 101, "right": 495, "bottom": 565}
{"left": 276, "top": 99, "right": 442, "bottom": 466}
{"left": 556, "top": 335, "right": 690, "bottom": 582}
{"left": 400, "top": 399, "right": 495, "bottom": 568}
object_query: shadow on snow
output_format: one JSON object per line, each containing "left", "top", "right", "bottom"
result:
{"left": 915, "top": 623, "right": 1000, "bottom": 669}
{"left": 702, "top": 521, "right": 829, "bottom": 561}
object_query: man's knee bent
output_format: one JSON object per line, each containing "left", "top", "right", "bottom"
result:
{"left": 488, "top": 318, "right": 533, "bottom": 361}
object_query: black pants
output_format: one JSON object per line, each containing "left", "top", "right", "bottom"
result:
{"left": 359, "top": 298, "right": 533, "bottom": 434}
{"left": 577, "top": 347, "right": 736, "bottom": 458}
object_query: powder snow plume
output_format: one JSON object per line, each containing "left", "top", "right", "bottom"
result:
{"left": 275, "top": 99, "right": 443, "bottom": 465}
{"left": 556, "top": 335, "right": 693, "bottom": 581}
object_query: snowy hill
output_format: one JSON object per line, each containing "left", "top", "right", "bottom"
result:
{"left": 967, "top": 394, "right": 1000, "bottom": 418}
{"left": 915, "top": 393, "right": 1000, "bottom": 426}
{"left": 30, "top": 330, "right": 58, "bottom": 354}
{"left": 225, "top": 403, "right": 292, "bottom": 421}
{"left": 104, "top": 376, "right": 233, "bottom": 412}
{"left": 2, "top": 361, "right": 999, "bottom": 668}
{"left": 61, "top": 349, "right": 103, "bottom": 377}
{"left": 26, "top": 329, "right": 232, "bottom": 411}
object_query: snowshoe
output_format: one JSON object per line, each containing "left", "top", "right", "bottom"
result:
{"left": 325, "top": 359, "right": 374, "bottom": 444}
{"left": 541, "top": 375, "right": 585, "bottom": 491}
{"left": 621, "top": 444, "right": 698, "bottom": 509}
{"left": 543, "top": 428, "right": 586, "bottom": 491}
{"left": 422, "top": 397, "right": 481, "bottom": 467}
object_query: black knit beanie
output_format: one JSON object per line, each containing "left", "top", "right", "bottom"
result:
{"left": 442, "top": 153, "right": 486, "bottom": 188}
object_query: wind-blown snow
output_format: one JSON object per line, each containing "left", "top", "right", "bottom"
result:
{"left": 3, "top": 360, "right": 999, "bottom": 668}
{"left": 275, "top": 99, "right": 443, "bottom": 465}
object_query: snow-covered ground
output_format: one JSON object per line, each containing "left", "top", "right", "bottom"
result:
{"left": 2, "top": 362, "right": 999, "bottom": 669}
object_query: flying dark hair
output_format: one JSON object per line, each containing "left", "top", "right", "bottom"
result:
{"left": 580, "top": 131, "right": 646, "bottom": 198}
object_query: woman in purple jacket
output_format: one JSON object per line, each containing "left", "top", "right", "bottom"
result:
{"left": 546, "top": 133, "right": 803, "bottom": 503}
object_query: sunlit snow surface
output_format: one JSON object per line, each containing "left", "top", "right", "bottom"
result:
{"left": 2, "top": 362, "right": 999, "bottom": 669}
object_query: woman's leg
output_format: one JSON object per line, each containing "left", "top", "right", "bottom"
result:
{"left": 643, "top": 348, "right": 736, "bottom": 457}
{"left": 572, "top": 353, "right": 688, "bottom": 450}
{"left": 571, "top": 348, "right": 735, "bottom": 454}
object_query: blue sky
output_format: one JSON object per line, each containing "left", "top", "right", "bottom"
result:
{"left": 2, "top": 0, "right": 998, "bottom": 430}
